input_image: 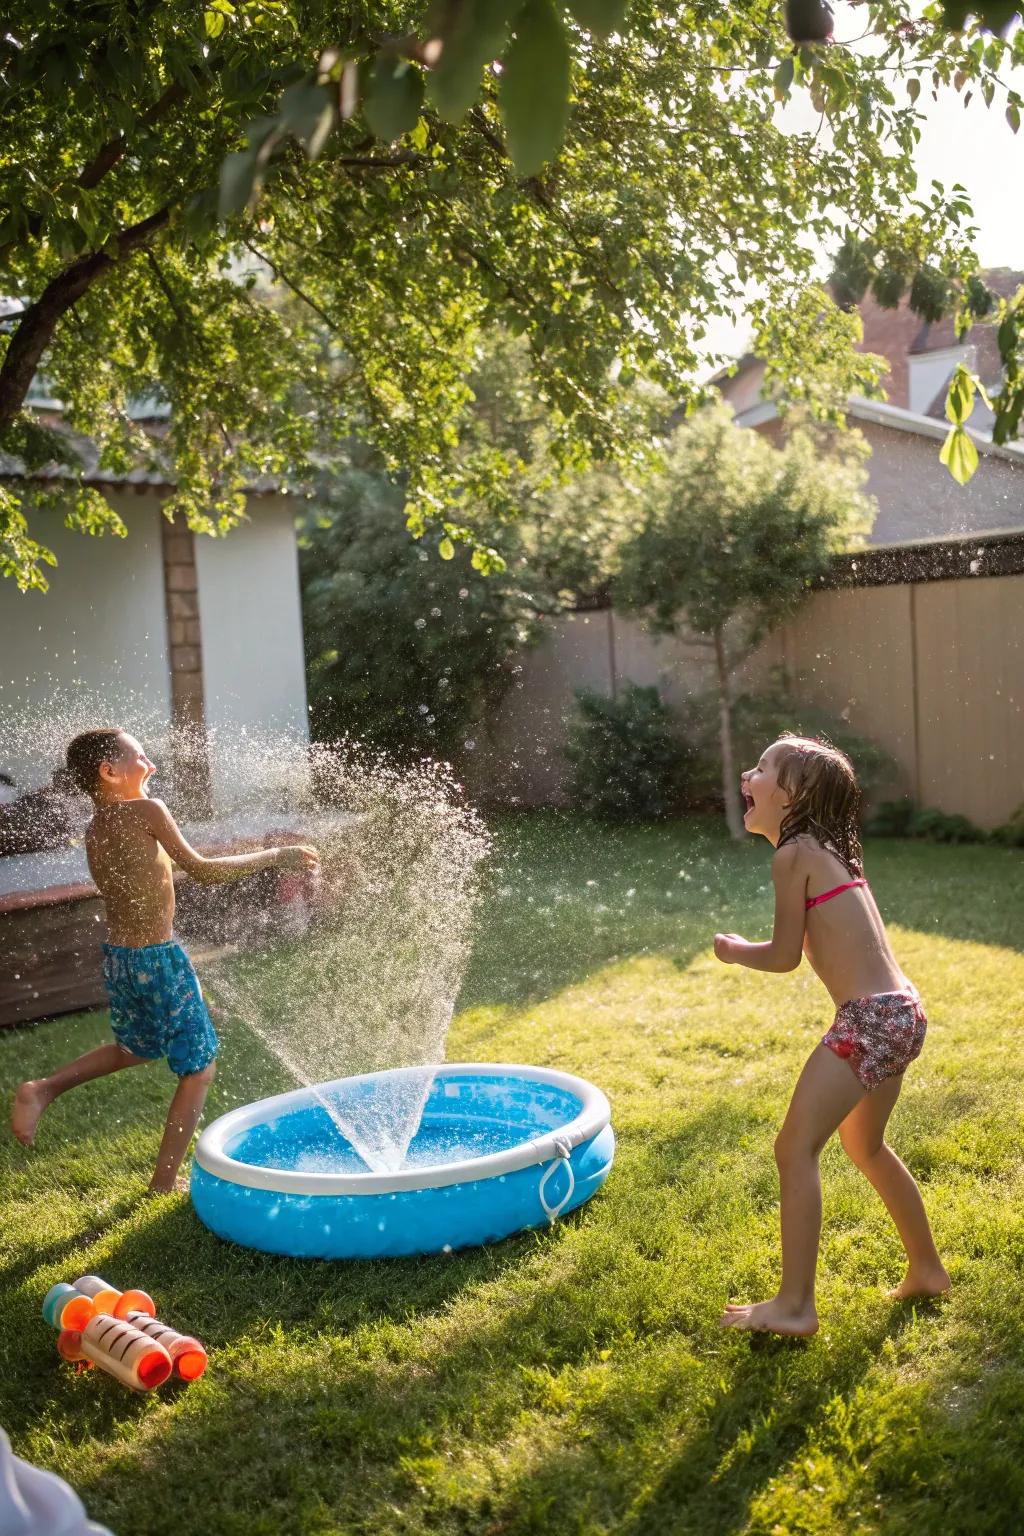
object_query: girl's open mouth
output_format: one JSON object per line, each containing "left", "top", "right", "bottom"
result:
{"left": 741, "top": 790, "right": 754, "bottom": 815}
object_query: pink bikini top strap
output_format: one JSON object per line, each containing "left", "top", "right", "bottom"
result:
{"left": 805, "top": 878, "right": 867, "bottom": 911}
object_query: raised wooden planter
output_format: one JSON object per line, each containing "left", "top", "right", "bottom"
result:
{"left": 0, "top": 884, "right": 109, "bottom": 1027}
{"left": 0, "top": 830, "right": 309, "bottom": 1029}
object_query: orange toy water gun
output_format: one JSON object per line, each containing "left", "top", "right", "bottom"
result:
{"left": 42, "top": 1276, "right": 155, "bottom": 1330}
{"left": 57, "top": 1315, "right": 173, "bottom": 1392}
{"left": 123, "top": 1311, "right": 207, "bottom": 1380}
{"left": 44, "top": 1276, "right": 208, "bottom": 1388}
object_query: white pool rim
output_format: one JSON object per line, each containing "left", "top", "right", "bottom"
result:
{"left": 193, "top": 1062, "right": 612, "bottom": 1197}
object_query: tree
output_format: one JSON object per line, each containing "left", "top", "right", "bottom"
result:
{"left": 615, "top": 405, "right": 873, "bottom": 839}
{"left": 299, "top": 452, "right": 538, "bottom": 763}
{"left": 299, "top": 333, "right": 643, "bottom": 760}
{"left": 2, "top": 1, "right": 1021, "bottom": 591}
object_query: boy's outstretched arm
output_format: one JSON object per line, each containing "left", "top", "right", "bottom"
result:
{"left": 142, "top": 799, "right": 319, "bottom": 885}
{"left": 714, "top": 842, "right": 806, "bottom": 972}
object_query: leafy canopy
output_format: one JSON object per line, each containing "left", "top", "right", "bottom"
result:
{"left": 2, "top": 0, "right": 1022, "bottom": 590}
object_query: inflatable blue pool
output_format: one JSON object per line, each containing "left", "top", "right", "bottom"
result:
{"left": 191, "top": 1063, "right": 614, "bottom": 1259}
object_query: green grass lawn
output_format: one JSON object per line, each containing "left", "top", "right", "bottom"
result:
{"left": 2, "top": 815, "right": 1023, "bottom": 1535}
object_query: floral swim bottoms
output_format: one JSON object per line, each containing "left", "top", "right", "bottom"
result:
{"left": 822, "top": 986, "right": 926, "bottom": 1090}
{"left": 102, "top": 940, "right": 218, "bottom": 1077}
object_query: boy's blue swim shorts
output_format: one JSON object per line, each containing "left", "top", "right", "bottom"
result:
{"left": 102, "top": 940, "right": 218, "bottom": 1076}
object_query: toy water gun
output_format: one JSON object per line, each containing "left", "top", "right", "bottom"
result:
{"left": 57, "top": 1315, "right": 172, "bottom": 1392}
{"left": 71, "top": 1273, "right": 157, "bottom": 1320}
{"left": 41, "top": 1276, "right": 155, "bottom": 1330}
{"left": 123, "top": 1311, "right": 208, "bottom": 1380}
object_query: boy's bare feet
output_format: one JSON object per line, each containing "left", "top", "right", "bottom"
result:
{"left": 11, "top": 1081, "right": 51, "bottom": 1146}
{"left": 720, "top": 1298, "right": 820, "bottom": 1336}
{"left": 888, "top": 1265, "right": 951, "bottom": 1300}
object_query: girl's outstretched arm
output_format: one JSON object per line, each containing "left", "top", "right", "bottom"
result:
{"left": 714, "top": 842, "right": 807, "bottom": 972}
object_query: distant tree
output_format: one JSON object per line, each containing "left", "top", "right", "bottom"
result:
{"left": 300, "top": 456, "right": 537, "bottom": 764}
{"left": 615, "top": 405, "right": 873, "bottom": 839}
{"left": 300, "top": 329, "right": 654, "bottom": 762}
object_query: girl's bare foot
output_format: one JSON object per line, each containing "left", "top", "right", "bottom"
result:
{"left": 720, "top": 1298, "right": 819, "bottom": 1336}
{"left": 888, "top": 1265, "right": 950, "bottom": 1300}
{"left": 11, "top": 1081, "right": 50, "bottom": 1146}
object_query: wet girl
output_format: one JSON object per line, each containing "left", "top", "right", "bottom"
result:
{"left": 714, "top": 734, "right": 949, "bottom": 1336}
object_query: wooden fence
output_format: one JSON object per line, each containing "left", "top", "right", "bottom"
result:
{"left": 468, "top": 532, "right": 1024, "bottom": 829}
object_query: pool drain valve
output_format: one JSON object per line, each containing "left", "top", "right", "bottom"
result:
{"left": 539, "top": 1135, "right": 575, "bottom": 1224}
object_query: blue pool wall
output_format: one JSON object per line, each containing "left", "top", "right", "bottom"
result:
{"left": 191, "top": 1124, "right": 614, "bottom": 1258}
{"left": 190, "top": 1068, "right": 615, "bottom": 1259}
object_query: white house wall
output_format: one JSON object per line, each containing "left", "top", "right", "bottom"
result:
{"left": 0, "top": 498, "right": 172, "bottom": 787}
{"left": 193, "top": 496, "right": 309, "bottom": 807}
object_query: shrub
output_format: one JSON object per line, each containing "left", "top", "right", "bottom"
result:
{"left": 993, "top": 803, "right": 1024, "bottom": 849}
{"left": 864, "top": 798, "right": 916, "bottom": 837}
{"left": 867, "top": 800, "right": 996, "bottom": 846}
{"left": 300, "top": 463, "right": 537, "bottom": 764}
{"left": 565, "top": 684, "right": 687, "bottom": 820}
{"left": 906, "top": 807, "right": 987, "bottom": 845}
{"left": 681, "top": 685, "right": 898, "bottom": 811}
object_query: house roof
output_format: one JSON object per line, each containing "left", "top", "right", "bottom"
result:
{"left": 0, "top": 415, "right": 283, "bottom": 496}
{"left": 730, "top": 390, "right": 1024, "bottom": 464}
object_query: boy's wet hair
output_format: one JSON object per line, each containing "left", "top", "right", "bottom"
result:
{"left": 66, "top": 729, "right": 125, "bottom": 796}
{"left": 773, "top": 733, "right": 864, "bottom": 878}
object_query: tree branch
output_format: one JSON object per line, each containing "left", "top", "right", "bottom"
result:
{"left": 79, "top": 82, "right": 189, "bottom": 190}
{"left": 241, "top": 239, "right": 339, "bottom": 330}
{"left": 0, "top": 84, "right": 190, "bottom": 262}
{"left": 0, "top": 207, "right": 170, "bottom": 434}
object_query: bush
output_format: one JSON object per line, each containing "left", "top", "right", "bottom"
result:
{"left": 906, "top": 807, "right": 987, "bottom": 845}
{"left": 867, "top": 801, "right": 1000, "bottom": 846}
{"left": 681, "top": 685, "right": 898, "bottom": 811}
{"left": 565, "top": 684, "right": 687, "bottom": 820}
{"left": 300, "top": 463, "right": 537, "bottom": 764}
{"left": 993, "top": 803, "right": 1024, "bottom": 848}
{"left": 864, "top": 798, "right": 916, "bottom": 837}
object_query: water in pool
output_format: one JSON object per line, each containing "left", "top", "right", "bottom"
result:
{"left": 229, "top": 1103, "right": 530, "bottom": 1175}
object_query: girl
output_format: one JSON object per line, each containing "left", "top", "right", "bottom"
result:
{"left": 715, "top": 734, "right": 949, "bottom": 1336}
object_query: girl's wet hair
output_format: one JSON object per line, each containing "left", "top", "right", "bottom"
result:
{"left": 772, "top": 733, "right": 864, "bottom": 878}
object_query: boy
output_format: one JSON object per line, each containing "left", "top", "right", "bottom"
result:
{"left": 10, "top": 728, "right": 319, "bottom": 1193}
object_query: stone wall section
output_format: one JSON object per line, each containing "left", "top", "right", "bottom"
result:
{"left": 160, "top": 516, "right": 210, "bottom": 810}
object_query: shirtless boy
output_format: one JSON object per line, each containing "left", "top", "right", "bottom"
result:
{"left": 10, "top": 729, "right": 319, "bottom": 1193}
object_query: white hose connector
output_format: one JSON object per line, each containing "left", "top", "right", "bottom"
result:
{"left": 538, "top": 1134, "right": 575, "bottom": 1224}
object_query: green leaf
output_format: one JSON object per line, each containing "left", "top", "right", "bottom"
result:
{"left": 500, "top": 0, "right": 571, "bottom": 176}
{"left": 945, "top": 365, "right": 975, "bottom": 425}
{"left": 439, "top": 536, "right": 456, "bottom": 560}
{"left": 773, "top": 56, "right": 795, "bottom": 101}
{"left": 218, "top": 146, "right": 258, "bottom": 218}
{"left": 204, "top": 9, "right": 226, "bottom": 39}
{"left": 565, "top": 0, "right": 630, "bottom": 36}
{"left": 1007, "top": 101, "right": 1021, "bottom": 133}
{"left": 428, "top": 0, "right": 522, "bottom": 123}
{"left": 998, "top": 314, "right": 1018, "bottom": 358}
{"left": 279, "top": 80, "right": 336, "bottom": 159}
{"left": 364, "top": 58, "right": 425, "bottom": 143}
{"left": 907, "top": 77, "right": 921, "bottom": 103}
{"left": 939, "top": 424, "right": 979, "bottom": 485}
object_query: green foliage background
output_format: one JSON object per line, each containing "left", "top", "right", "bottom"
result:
{"left": 4, "top": 1, "right": 1022, "bottom": 589}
